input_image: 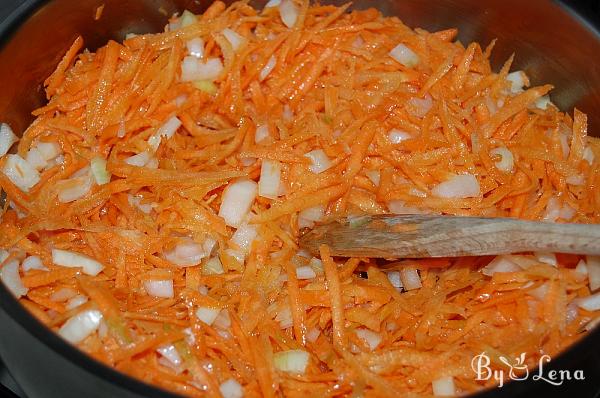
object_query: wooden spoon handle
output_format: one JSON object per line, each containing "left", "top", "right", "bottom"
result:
{"left": 299, "top": 214, "right": 600, "bottom": 258}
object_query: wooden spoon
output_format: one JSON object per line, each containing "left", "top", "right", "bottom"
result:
{"left": 299, "top": 214, "right": 600, "bottom": 258}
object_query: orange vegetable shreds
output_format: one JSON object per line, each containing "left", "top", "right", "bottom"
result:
{"left": 0, "top": 2, "right": 599, "bottom": 398}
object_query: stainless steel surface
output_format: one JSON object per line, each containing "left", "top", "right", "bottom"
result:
{"left": 0, "top": 361, "right": 24, "bottom": 397}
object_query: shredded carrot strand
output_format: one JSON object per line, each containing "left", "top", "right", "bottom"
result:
{"left": 0, "top": 3, "right": 597, "bottom": 397}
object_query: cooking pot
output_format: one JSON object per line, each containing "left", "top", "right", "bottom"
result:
{"left": 0, "top": 1, "right": 599, "bottom": 397}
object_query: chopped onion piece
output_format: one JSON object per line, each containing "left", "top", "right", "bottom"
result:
{"left": 186, "top": 37, "right": 204, "bottom": 58}
{"left": 198, "top": 284, "right": 209, "bottom": 296}
{"left": 432, "top": 174, "right": 480, "bottom": 198}
{"left": 123, "top": 31, "right": 139, "bottom": 40}
{"left": 260, "top": 55, "right": 277, "bottom": 81}
{"left": 22, "top": 255, "right": 47, "bottom": 272}
{"left": 306, "top": 328, "right": 320, "bottom": 343}
{"left": 399, "top": 268, "right": 421, "bottom": 290}
{"left": 213, "top": 309, "right": 231, "bottom": 329}
{"left": 279, "top": 0, "right": 299, "bottom": 28}
{"left": 296, "top": 266, "right": 316, "bottom": 280}
{"left": 91, "top": 157, "right": 110, "bottom": 185}
{"left": 273, "top": 349, "right": 309, "bottom": 373}
{"left": 164, "top": 239, "right": 208, "bottom": 266}
{"left": 535, "top": 95, "right": 551, "bottom": 110}
{"left": 304, "top": 149, "right": 332, "bottom": 174}
{"left": 25, "top": 148, "right": 47, "bottom": 170}
{"left": 0, "top": 259, "right": 28, "bottom": 298}
{"left": 506, "top": 71, "right": 528, "bottom": 93}
{"left": 298, "top": 205, "right": 325, "bottom": 228}
{"left": 0, "top": 123, "right": 18, "bottom": 157}
{"left": 49, "top": 154, "right": 65, "bottom": 168}
{"left": 52, "top": 249, "right": 104, "bottom": 276}
{"left": 57, "top": 173, "right": 92, "bottom": 203}
{"left": 543, "top": 197, "right": 561, "bottom": 222}
{"left": 559, "top": 132, "right": 570, "bottom": 158}
{"left": 575, "top": 259, "right": 588, "bottom": 275}
{"left": 255, "top": 124, "right": 270, "bottom": 143}
{"left": 352, "top": 36, "right": 364, "bottom": 48}
{"left": 220, "top": 379, "right": 243, "bottom": 398}
{"left": 389, "top": 43, "right": 419, "bottom": 68}
{"left": 181, "top": 56, "right": 224, "bottom": 82}
{"left": 128, "top": 194, "right": 154, "bottom": 214}
{"left": 144, "top": 279, "right": 174, "bottom": 298}
{"left": 157, "top": 344, "right": 183, "bottom": 367}
{"left": 125, "top": 151, "right": 151, "bottom": 167}
{"left": 355, "top": 328, "right": 381, "bottom": 351}
{"left": 194, "top": 80, "right": 217, "bottom": 94}
{"left": 566, "top": 174, "right": 584, "bottom": 186}
{"left": 482, "top": 255, "right": 521, "bottom": 276}
{"left": 585, "top": 316, "right": 600, "bottom": 331}
{"left": 158, "top": 116, "right": 182, "bottom": 140}
{"left": 36, "top": 142, "right": 62, "bottom": 161}
{"left": 583, "top": 146, "right": 594, "bottom": 165}
{"left": 97, "top": 320, "right": 108, "bottom": 340}
{"left": 470, "top": 132, "right": 480, "bottom": 154}
{"left": 66, "top": 295, "right": 88, "bottom": 310}
{"left": 182, "top": 327, "right": 196, "bottom": 345}
{"left": 218, "top": 179, "right": 258, "bottom": 227}
{"left": 168, "top": 20, "right": 181, "bottom": 32}
{"left": 432, "top": 376, "right": 456, "bottom": 397}
{"left": 388, "top": 128, "right": 412, "bottom": 144}
{"left": 2, "top": 154, "right": 40, "bottom": 192}
{"left": 534, "top": 252, "right": 557, "bottom": 267}
{"left": 259, "top": 159, "right": 281, "bottom": 199}
{"left": 386, "top": 271, "right": 403, "bottom": 288}
{"left": 58, "top": 309, "right": 103, "bottom": 344}
{"left": 158, "top": 355, "right": 183, "bottom": 373}
{"left": 147, "top": 130, "right": 162, "bottom": 151}
{"left": 225, "top": 248, "right": 245, "bottom": 265}
{"left": 116, "top": 119, "right": 128, "bottom": 139}
{"left": 283, "top": 104, "right": 293, "bottom": 121}
{"left": 485, "top": 96, "right": 498, "bottom": 115}
{"left": 203, "top": 257, "right": 224, "bottom": 275}
{"left": 180, "top": 10, "right": 196, "bottom": 27}
{"left": 528, "top": 283, "right": 548, "bottom": 300}
{"left": 230, "top": 224, "right": 258, "bottom": 254}
{"left": 196, "top": 306, "right": 221, "bottom": 325}
{"left": 240, "top": 157, "right": 256, "bottom": 167}
{"left": 586, "top": 256, "right": 600, "bottom": 291}
{"left": 204, "top": 237, "right": 217, "bottom": 257}
{"left": 575, "top": 292, "right": 600, "bottom": 311}
{"left": 9, "top": 201, "right": 26, "bottom": 219}
{"left": 566, "top": 303, "right": 579, "bottom": 324}
{"left": 50, "top": 287, "right": 77, "bottom": 302}
{"left": 559, "top": 203, "right": 576, "bottom": 220}
{"left": 387, "top": 200, "right": 425, "bottom": 215}
{"left": 222, "top": 28, "right": 245, "bottom": 51}
{"left": 408, "top": 95, "right": 433, "bottom": 117}
{"left": 299, "top": 205, "right": 325, "bottom": 222}
{"left": 366, "top": 170, "right": 380, "bottom": 186}
{"left": 490, "top": 146, "right": 514, "bottom": 172}
{"left": 265, "top": 0, "right": 281, "bottom": 7}
{"left": 275, "top": 306, "right": 293, "bottom": 329}
{"left": 309, "top": 257, "right": 324, "bottom": 274}
{"left": 409, "top": 188, "right": 427, "bottom": 198}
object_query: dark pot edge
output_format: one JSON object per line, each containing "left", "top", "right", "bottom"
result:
{"left": 0, "top": 0, "right": 599, "bottom": 397}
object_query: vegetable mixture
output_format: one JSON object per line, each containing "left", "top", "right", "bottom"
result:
{"left": 1, "top": 1, "right": 599, "bottom": 397}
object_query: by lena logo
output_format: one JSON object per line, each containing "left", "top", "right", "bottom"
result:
{"left": 471, "top": 352, "right": 585, "bottom": 387}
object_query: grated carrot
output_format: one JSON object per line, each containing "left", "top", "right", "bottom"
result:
{"left": 0, "top": 2, "right": 598, "bottom": 397}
